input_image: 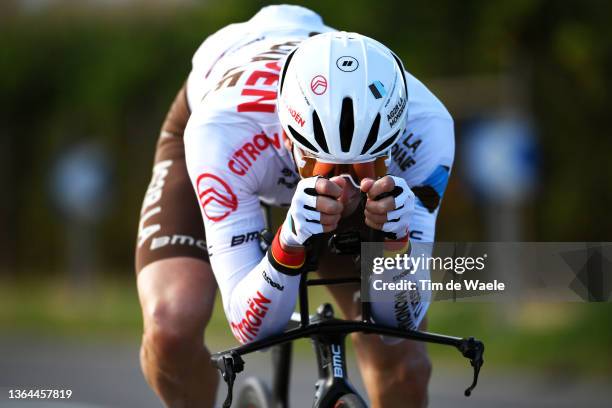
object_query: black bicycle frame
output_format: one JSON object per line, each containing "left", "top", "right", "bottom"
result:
{"left": 271, "top": 342, "right": 292, "bottom": 408}
{"left": 310, "top": 305, "right": 367, "bottom": 407}
{"left": 267, "top": 303, "right": 366, "bottom": 408}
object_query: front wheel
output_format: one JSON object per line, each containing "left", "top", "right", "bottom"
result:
{"left": 236, "top": 377, "right": 272, "bottom": 408}
{"left": 333, "top": 393, "right": 367, "bottom": 408}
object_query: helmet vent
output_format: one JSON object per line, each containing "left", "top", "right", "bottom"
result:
{"left": 391, "top": 52, "right": 408, "bottom": 96}
{"left": 288, "top": 125, "right": 318, "bottom": 153}
{"left": 312, "top": 111, "right": 329, "bottom": 153}
{"left": 279, "top": 50, "right": 297, "bottom": 94}
{"left": 339, "top": 97, "right": 354, "bottom": 153}
{"left": 371, "top": 129, "right": 400, "bottom": 155}
{"left": 361, "top": 113, "right": 381, "bottom": 154}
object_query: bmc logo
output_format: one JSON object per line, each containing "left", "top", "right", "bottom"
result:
{"left": 151, "top": 234, "right": 207, "bottom": 251}
{"left": 331, "top": 344, "right": 344, "bottom": 377}
{"left": 196, "top": 173, "right": 238, "bottom": 222}
{"left": 231, "top": 230, "right": 259, "bottom": 247}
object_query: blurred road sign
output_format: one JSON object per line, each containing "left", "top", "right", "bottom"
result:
{"left": 462, "top": 116, "right": 539, "bottom": 205}
{"left": 50, "top": 143, "right": 113, "bottom": 224}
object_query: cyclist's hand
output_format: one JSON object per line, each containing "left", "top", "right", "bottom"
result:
{"left": 279, "top": 177, "right": 343, "bottom": 247}
{"left": 361, "top": 175, "right": 415, "bottom": 240}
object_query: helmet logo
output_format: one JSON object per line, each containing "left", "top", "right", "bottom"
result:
{"left": 387, "top": 97, "right": 407, "bottom": 127}
{"left": 310, "top": 75, "right": 328, "bottom": 95}
{"left": 288, "top": 106, "right": 305, "bottom": 127}
{"left": 369, "top": 81, "right": 387, "bottom": 99}
{"left": 336, "top": 56, "right": 359, "bottom": 72}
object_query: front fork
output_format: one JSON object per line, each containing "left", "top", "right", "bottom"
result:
{"left": 271, "top": 342, "right": 292, "bottom": 408}
{"left": 311, "top": 304, "right": 367, "bottom": 408}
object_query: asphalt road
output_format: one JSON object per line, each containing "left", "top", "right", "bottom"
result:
{"left": 0, "top": 337, "right": 610, "bottom": 407}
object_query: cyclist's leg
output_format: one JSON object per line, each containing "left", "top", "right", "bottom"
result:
{"left": 317, "top": 255, "right": 431, "bottom": 408}
{"left": 135, "top": 86, "right": 219, "bottom": 407}
{"left": 137, "top": 258, "right": 218, "bottom": 407}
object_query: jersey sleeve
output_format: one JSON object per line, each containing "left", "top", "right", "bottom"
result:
{"left": 396, "top": 113, "right": 455, "bottom": 242}
{"left": 184, "top": 117, "right": 301, "bottom": 344}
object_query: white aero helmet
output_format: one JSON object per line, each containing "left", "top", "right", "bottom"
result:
{"left": 278, "top": 31, "right": 409, "bottom": 164}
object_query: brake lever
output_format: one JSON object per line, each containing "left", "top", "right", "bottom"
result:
{"left": 458, "top": 337, "right": 485, "bottom": 397}
{"left": 211, "top": 352, "right": 245, "bottom": 408}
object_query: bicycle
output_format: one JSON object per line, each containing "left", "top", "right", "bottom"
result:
{"left": 211, "top": 230, "right": 485, "bottom": 408}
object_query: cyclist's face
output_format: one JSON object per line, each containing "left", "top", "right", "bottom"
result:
{"left": 284, "top": 135, "right": 387, "bottom": 185}
{"left": 284, "top": 137, "right": 363, "bottom": 218}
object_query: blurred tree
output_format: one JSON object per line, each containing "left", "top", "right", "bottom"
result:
{"left": 1, "top": 0, "right": 610, "bottom": 274}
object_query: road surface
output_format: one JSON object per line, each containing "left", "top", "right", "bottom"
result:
{"left": 0, "top": 336, "right": 610, "bottom": 407}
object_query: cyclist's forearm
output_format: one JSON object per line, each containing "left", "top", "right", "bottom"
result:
{"left": 369, "top": 235, "right": 432, "bottom": 335}
{"left": 213, "top": 230, "right": 304, "bottom": 344}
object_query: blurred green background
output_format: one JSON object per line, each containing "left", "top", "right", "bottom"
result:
{"left": 1, "top": 0, "right": 611, "bottom": 380}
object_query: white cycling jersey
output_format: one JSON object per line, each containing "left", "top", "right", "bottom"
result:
{"left": 184, "top": 5, "right": 454, "bottom": 344}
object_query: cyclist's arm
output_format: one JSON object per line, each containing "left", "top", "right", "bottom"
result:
{"left": 184, "top": 118, "right": 302, "bottom": 344}
{"left": 403, "top": 114, "right": 455, "bottom": 243}
{"left": 159, "top": 84, "right": 190, "bottom": 139}
{"left": 371, "top": 112, "right": 455, "bottom": 332}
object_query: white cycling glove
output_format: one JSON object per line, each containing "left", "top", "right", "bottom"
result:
{"left": 279, "top": 177, "right": 325, "bottom": 247}
{"left": 380, "top": 176, "right": 416, "bottom": 240}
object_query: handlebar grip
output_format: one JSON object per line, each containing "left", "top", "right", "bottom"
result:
{"left": 301, "top": 234, "right": 327, "bottom": 272}
{"left": 368, "top": 227, "right": 386, "bottom": 242}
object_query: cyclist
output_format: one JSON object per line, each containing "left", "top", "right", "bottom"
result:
{"left": 136, "top": 5, "right": 453, "bottom": 408}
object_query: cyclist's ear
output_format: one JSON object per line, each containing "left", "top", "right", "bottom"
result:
{"left": 282, "top": 131, "right": 292, "bottom": 151}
